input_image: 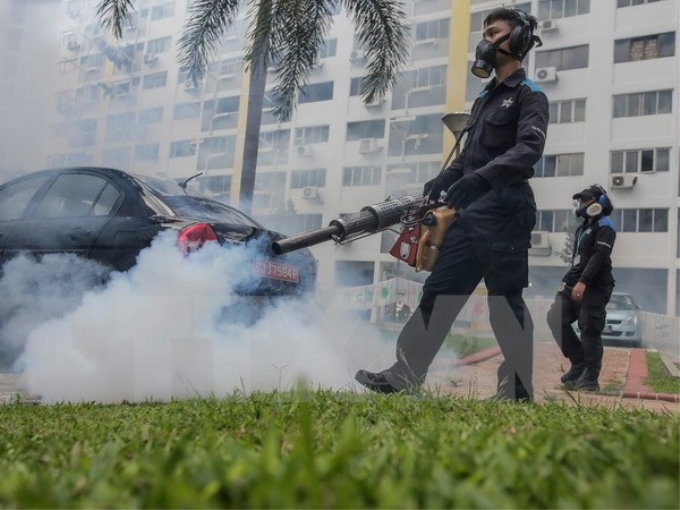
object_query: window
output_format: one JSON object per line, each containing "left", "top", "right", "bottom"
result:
{"left": 142, "top": 72, "right": 167, "bottom": 89}
{"left": 150, "top": 2, "right": 175, "bottom": 20}
{"left": 134, "top": 144, "right": 159, "bottom": 161}
{"left": 291, "top": 169, "right": 326, "bottom": 188}
{"left": 610, "top": 208, "right": 669, "bottom": 232}
{"left": 549, "top": 99, "right": 586, "bottom": 124}
{"left": 611, "top": 148, "right": 670, "bottom": 173}
{"left": 385, "top": 162, "right": 440, "bottom": 189}
{"left": 174, "top": 102, "right": 200, "bottom": 120}
{"left": 537, "top": 0, "right": 590, "bottom": 19}
{"left": 414, "top": 65, "right": 447, "bottom": 88}
{"left": 534, "top": 153, "right": 585, "bottom": 177}
{"left": 295, "top": 214, "right": 323, "bottom": 231}
{"left": 170, "top": 140, "right": 197, "bottom": 158}
{"left": 298, "top": 82, "right": 334, "bottom": 103}
{"left": 105, "top": 112, "right": 136, "bottom": 142}
{"left": 343, "top": 166, "right": 382, "bottom": 187}
{"left": 34, "top": 174, "right": 110, "bottom": 219}
{"left": 294, "top": 125, "right": 330, "bottom": 145}
{"left": 71, "top": 119, "right": 97, "bottom": 148}
{"left": 210, "top": 57, "right": 241, "bottom": 77}
{"left": 138, "top": 107, "right": 163, "bottom": 124}
{"left": 146, "top": 36, "right": 172, "bottom": 54}
{"left": 535, "top": 210, "right": 579, "bottom": 233}
{"left": 535, "top": 45, "right": 589, "bottom": 70}
{"left": 414, "top": 18, "right": 449, "bottom": 42}
{"left": 0, "top": 176, "right": 50, "bottom": 221}
{"left": 318, "top": 39, "right": 337, "bottom": 59}
{"left": 618, "top": 0, "right": 669, "bottom": 6}
{"left": 349, "top": 77, "right": 365, "bottom": 96}
{"left": 613, "top": 90, "right": 673, "bottom": 118}
{"left": 614, "top": 33, "right": 675, "bottom": 63}
{"left": 346, "top": 120, "right": 385, "bottom": 141}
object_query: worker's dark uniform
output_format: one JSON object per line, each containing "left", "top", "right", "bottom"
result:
{"left": 385, "top": 68, "right": 549, "bottom": 399}
{"left": 547, "top": 217, "right": 616, "bottom": 377}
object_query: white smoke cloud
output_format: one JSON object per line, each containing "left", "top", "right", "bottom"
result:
{"left": 6, "top": 232, "right": 394, "bottom": 403}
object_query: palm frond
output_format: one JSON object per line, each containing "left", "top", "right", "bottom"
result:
{"left": 268, "top": 0, "right": 333, "bottom": 121}
{"left": 96, "top": 0, "right": 136, "bottom": 39}
{"left": 342, "top": 0, "right": 410, "bottom": 103}
{"left": 177, "top": 0, "right": 242, "bottom": 85}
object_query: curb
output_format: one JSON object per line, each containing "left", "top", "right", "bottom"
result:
{"left": 460, "top": 346, "right": 502, "bottom": 366}
{"left": 623, "top": 349, "right": 679, "bottom": 403}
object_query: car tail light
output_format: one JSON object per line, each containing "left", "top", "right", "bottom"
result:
{"left": 177, "top": 223, "right": 218, "bottom": 255}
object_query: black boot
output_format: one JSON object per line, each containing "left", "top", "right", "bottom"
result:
{"left": 355, "top": 370, "right": 403, "bottom": 394}
{"left": 571, "top": 368, "right": 600, "bottom": 392}
{"left": 561, "top": 362, "right": 585, "bottom": 385}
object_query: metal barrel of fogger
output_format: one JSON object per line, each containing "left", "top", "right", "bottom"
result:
{"left": 271, "top": 194, "right": 424, "bottom": 255}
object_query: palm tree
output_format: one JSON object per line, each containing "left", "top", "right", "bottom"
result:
{"left": 96, "top": 0, "right": 410, "bottom": 213}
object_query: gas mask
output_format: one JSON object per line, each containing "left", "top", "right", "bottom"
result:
{"left": 573, "top": 201, "right": 589, "bottom": 219}
{"left": 573, "top": 199, "right": 604, "bottom": 219}
{"left": 471, "top": 33, "right": 511, "bottom": 79}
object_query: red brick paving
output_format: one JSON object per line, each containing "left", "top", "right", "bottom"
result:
{"left": 427, "top": 342, "right": 679, "bottom": 412}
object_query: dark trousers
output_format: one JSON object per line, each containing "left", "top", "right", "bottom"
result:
{"left": 546, "top": 284, "right": 614, "bottom": 376}
{"left": 385, "top": 223, "right": 534, "bottom": 399}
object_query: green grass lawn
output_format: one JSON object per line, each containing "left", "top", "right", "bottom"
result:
{"left": 645, "top": 351, "right": 680, "bottom": 394}
{"left": 1, "top": 392, "right": 678, "bottom": 508}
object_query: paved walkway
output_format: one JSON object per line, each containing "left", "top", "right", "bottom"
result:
{"left": 429, "top": 342, "right": 679, "bottom": 412}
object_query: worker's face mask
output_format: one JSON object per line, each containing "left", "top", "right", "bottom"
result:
{"left": 471, "top": 33, "right": 510, "bottom": 79}
{"left": 573, "top": 199, "right": 597, "bottom": 219}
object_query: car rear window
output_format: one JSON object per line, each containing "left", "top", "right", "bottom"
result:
{"left": 0, "top": 175, "right": 51, "bottom": 220}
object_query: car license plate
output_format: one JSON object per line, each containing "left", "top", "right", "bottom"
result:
{"left": 254, "top": 260, "right": 299, "bottom": 283}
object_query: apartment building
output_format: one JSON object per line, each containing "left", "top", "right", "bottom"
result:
{"left": 0, "top": 0, "right": 62, "bottom": 175}
{"left": 40, "top": 0, "right": 679, "bottom": 314}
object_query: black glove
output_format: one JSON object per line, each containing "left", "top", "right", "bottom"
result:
{"left": 423, "top": 173, "right": 454, "bottom": 201}
{"left": 444, "top": 173, "right": 491, "bottom": 210}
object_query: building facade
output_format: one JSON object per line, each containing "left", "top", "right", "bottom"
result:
{"left": 33, "top": 0, "right": 680, "bottom": 315}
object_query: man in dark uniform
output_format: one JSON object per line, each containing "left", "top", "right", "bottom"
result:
{"left": 356, "top": 7, "right": 549, "bottom": 401}
{"left": 547, "top": 185, "right": 616, "bottom": 392}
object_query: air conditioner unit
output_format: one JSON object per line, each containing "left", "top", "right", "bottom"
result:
{"left": 528, "top": 231, "right": 552, "bottom": 256}
{"left": 143, "top": 53, "right": 158, "bottom": 64}
{"left": 66, "top": 41, "right": 81, "bottom": 52}
{"left": 538, "top": 19, "right": 558, "bottom": 33}
{"left": 302, "top": 186, "right": 319, "bottom": 199}
{"left": 358, "top": 138, "right": 381, "bottom": 154}
{"left": 184, "top": 79, "right": 199, "bottom": 91}
{"left": 611, "top": 173, "right": 638, "bottom": 189}
{"left": 534, "top": 67, "right": 558, "bottom": 84}
{"left": 297, "top": 144, "right": 313, "bottom": 157}
{"left": 350, "top": 50, "right": 365, "bottom": 61}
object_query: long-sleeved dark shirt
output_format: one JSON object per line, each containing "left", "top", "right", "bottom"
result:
{"left": 441, "top": 68, "right": 550, "bottom": 245}
{"left": 563, "top": 217, "right": 616, "bottom": 288}
{"left": 447, "top": 68, "right": 549, "bottom": 188}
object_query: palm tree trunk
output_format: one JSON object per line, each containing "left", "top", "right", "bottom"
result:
{"left": 238, "top": 60, "right": 267, "bottom": 215}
